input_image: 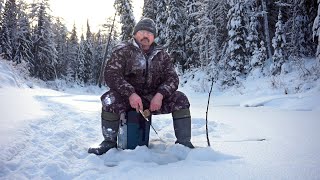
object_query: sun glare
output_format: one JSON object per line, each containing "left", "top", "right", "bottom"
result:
{"left": 25, "top": 0, "right": 143, "bottom": 33}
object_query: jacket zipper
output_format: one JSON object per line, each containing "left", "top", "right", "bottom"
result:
{"left": 144, "top": 55, "right": 148, "bottom": 87}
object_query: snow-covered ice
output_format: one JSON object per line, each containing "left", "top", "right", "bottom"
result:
{"left": 0, "top": 59, "right": 320, "bottom": 179}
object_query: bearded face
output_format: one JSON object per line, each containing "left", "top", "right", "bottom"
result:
{"left": 134, "top": 30, "right": 155, "bottom": 49}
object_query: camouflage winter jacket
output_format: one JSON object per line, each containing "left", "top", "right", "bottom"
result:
{"left": 104, "top": 38, "right": 179, "bottom": 99}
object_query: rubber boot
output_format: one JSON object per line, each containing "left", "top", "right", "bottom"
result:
{"left": 172, "top": 109, "right": 195, "bottom": 148}
{"left": 88, "top": 110, "right": 119, "bottom": 155}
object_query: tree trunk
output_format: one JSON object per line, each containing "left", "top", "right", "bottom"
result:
{"left": 261, "top": 0, "right": 273, "bottom": 59}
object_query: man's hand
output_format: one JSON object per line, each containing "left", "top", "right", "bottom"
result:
{"left": 150, "top": 93, "right": 163, "bottom": 112}
{"left": 129, "top": 93, "right": 143, "bottom": 112}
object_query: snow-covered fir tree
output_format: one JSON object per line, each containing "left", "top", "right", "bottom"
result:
{"left": 184, "top": 0, "right": 200, "bottom": 69}
{"left": 213, "top": 1, "right": 229, "bottom": 59}
{"left": 14, "top": 0, "right": 33, "bottom": 65}
{"left": 193, "top": 0, "right": 217, "bottom": 69}
{"left": 114, "top": 0, "right": 135, "bottom": 41}
{"left": 66, "top": 23, "right": 79, "bottom": 82}
{"left": 270, "top": 9, "right": 286, "bottom": 75}
{"left": 246, "top": 6, "right": 260, "bottom": 58}
{"left": 221, "top": 0, "right": 248, "bottom": 86}
{"left": 313, "top": 0, "right": 320, "bottom": 61}
{"left": 260, "top": 40, "right": 267, "bottom": 62}
{"left": 0, "top": 0, "right": 17, "bottom": 60}
{"left": 52, "top": 18, "right": 68, "bottom": 78}
{"left": 154, "top": 0, "right": 167, "bottom": 46}
{"left": 251, "top": 40, "right": 267, "bottom": 74}
{"left": 287, "top": 0, "right": 313, "bottom": 58}
{"left": 207, "top": 1, "right": 229, "bottom": 81}
{"left": 76, "top": 34, "right": 85, "bottom": 84}
{"left": 0, "top": 0, "right": 4, "bottom": 53}
{"left": 166, "top": 0, "right": 187, "bottom": 71}
{"left": 0, "top": 21, "right": 13, "bottom": 60}
{"left": 83, "top": 20, "right": 94, "bottom": 84}
{"left": 246, "top": 3, "right": 267, "bottom": 73}
{"left": 31, "top": 1, "right": 58, "bottom": 80}
{"left": 142, "top": 0, "right": 156, "bottom": 20}
{"left": 92, "top": 30, "right": 105, "bottom": 84}
{"left": 192, "top": 0, "right": 229, "bottom": 68}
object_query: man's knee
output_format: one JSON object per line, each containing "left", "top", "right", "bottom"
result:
{"left": 101, "top": 90, "right": 128, "bottom": 114}
{"left": 162, "top": 91, "right": 190, "bottom": 112}
{"left": 173, "top": 91, "right": 190, "bottom": 108}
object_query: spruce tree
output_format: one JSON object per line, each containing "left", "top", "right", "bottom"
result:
{"left": 184, "top": 0, "right": 200, "bottom": 68}
{"left": 287, "top": 0, "right": 313, "bottom": 58}
{"left": 166, "top": 0, "right": 187, "bottom": 70}
{"left": 251, "top": 40, "right": 267, "bottom": 74}
{"left": 83, "top": 20, "right": 94, "bottom": 84}
{"left": 66, "top": 23, "right": 79, "bottom": 82}
{"left": 114, "top": 0, "right": 135, "bottom": 41}
{"left": 143, "top": 0, "right": 156, "bottom": 20}
{"left": 52, "top": 18, "right": 68, "bottom": 78}
{"left": 246, "top": 3, "right": 267, "bottom": 73}
{"left": 92, "top": 30, "right": 105, "bottom": 84}
{"left": 259, "top": 41, "right": 267, "bottom": 72}
{"left": 154, "top": 0, "right": 167, "bottom": 45}
{"left": 313, "top": 0, "right": 320, "bottom": 61}
{"left": 271, "top": 9, "right": 286, "bottom": 75}
{"left": 31, "top": 1, "right": 58, "bottom": 80}
{"left": 76, "top": 34, "right": 85, "bottom": 84}
{"left": 0, "top": 0, "right": 4, "bottom": 53}
{"left": 14, "top": 0, "right": 33, "bottom": 65}
{"left": 222, "top": 0, "right": 248, "bottom": 85}
{"left": 207, "top": 0, "right": 229, "bottom": 81}
{"left": 193, "top": 0, "right": 217, "bottom": 68}
{"left": 0, "top": 24, "right": 13, "bottom": 60}
{"left": 0, "top": 0, "right": 17, "bottom": 60}
{"left": 247, "top": 6, "right": 260, "bottom": 58}
{"left": 213, "top": 1, "right": 229, "bottom": 60}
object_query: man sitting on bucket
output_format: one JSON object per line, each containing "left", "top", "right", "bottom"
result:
{"left": 88, "top": 18, "right": 194, "bottom": 155}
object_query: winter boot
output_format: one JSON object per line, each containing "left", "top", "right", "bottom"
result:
{"left": 88, "top": 110, "right": 119, "bottom": 155}
{"left": 172, "top": 108, "right": 195, "bottom": 148}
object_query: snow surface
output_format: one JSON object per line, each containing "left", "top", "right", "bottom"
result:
{"left": 1, "top": 59, "right": 320, "bottom": 179}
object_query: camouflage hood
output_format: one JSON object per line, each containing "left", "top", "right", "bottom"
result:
{"left": 104, "top": 38, "right": 179, "bottom": 98}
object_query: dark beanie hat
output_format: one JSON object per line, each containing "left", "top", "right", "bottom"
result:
{"left": 133, "top": 18, "right": 157, "bottom": 37}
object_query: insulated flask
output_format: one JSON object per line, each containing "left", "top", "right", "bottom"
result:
{"left": 117, "top": 110, "right": 151, "bottom": 150}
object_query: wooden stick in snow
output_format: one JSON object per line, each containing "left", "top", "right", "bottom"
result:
{"left": 205, "top": 77, "right": 214, "bottom": 147}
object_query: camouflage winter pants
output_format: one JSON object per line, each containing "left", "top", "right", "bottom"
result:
{"left": 100, "top": 90, "right": 190, "bottom": 115}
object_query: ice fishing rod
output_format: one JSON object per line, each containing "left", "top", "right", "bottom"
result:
{"left": 139, "top": 109, "right": 165, "bottom": 143}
